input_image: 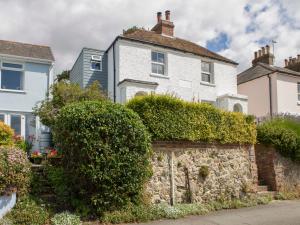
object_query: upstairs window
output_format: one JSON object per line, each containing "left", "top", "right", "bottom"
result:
{"left": 91, "top": 55, "right": 102, "bottom": 71}
{"left": 298, "top": 83, "right": 300, "bottom": 101}
{"left": 151, "top": 51, "right": 166, "bottom": 75}
{"left": 201, "top": 61, "right": 213, "bottom": 83}
{"left": 0, "top": 62, "right": 24, "bottom": 90}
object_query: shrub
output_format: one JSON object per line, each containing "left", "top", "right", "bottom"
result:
{"left": 34, "top": 80, "right": 106, "bottom": 128}
{"left": 0, "top": 146, "right": 31, "bottom": 195}
{"left": 126, "top": 94, "right": 256, "bottom": 144}
{"left": 5, "top": 196, "right": 49, "bottom": 225}
{"left": 53, "top": 101, "right": 152, "bottom": 214}
{"left": 257, "top": 118, "right": 300, "bottom": 162}
{"left": 199, "top": 165, "right": 209, "bottom": 179}
{"left": 51, "top": 212, "right": 81, "bottom": 225}
{"left": 0, "top": 121, "right": 14, "bottom": 146}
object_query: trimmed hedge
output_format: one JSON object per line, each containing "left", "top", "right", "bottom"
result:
{"left": 53, "top": 101, "right": 152, "bottom": 214}
{"left": 126, "top": 95, "right": 256, "bottom": 144}
{"left": 257, "top": 118, "right": 300, "bottom": 162}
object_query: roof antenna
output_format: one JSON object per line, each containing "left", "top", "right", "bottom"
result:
{"left": 272, "top": 40, "right": 277, "bottom": 64}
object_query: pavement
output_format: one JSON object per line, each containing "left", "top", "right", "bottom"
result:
{"left": 128, "top": 200, "right": 300, "bottom": 225}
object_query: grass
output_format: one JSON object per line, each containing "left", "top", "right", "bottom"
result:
{"left": 98, "top": 195, "right": 273, "bottom": 224}
{"left": 266, "top": 118, "right": 300, "bottom": 136}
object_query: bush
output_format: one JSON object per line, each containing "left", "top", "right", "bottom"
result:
{"left": 5, "top": 196, "right": 49, "bottom": 225}
{"left": 34, "top": 80, "right": 106, "bottom": 128}
{"left": 126, "top": 95, "right": 256, "bottom": 144}
{"left": 51, "top": 212, "right": 81, "bottom": 225}
{"left": 0, "top": 121, "right": 14, "bottom": 146}
{"left": 0, "top": 146, "right": 31, "bottom": 195}
{"left": 53, "top": 101, "right": 152, "bottom": 214}
{"left": 257, "top": 118, "right": 300, "bottom": 162}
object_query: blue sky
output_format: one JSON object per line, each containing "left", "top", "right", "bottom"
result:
{"left": 0, "top": 0, "right": 299, "bottom": 72}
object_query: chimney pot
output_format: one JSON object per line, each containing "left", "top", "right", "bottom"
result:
{"left": 266, "top": 45, "right": 270, "bottom": 54}
{"left": 262, "top": 47, "right": 265, "bottom": 55}
{"left": 165, "top": 10, "right": 170, "bottom": 20}
{"left": 254, "top": 51, "right": 258, "bottom": 59}
{"left": 157, "top": 12, "right": 162, "bottom": 23}
{"left": 258, "top": 50, "right": 262, "bottom": 57}
{"left": 285, "top": 59, "right": 288, "bottom": 67}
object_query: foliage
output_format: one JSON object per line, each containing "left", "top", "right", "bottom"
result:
{"left": 0, "top": 146, "right": 31, "bottom": 195}
{"left": 126, "top": 94, "right": 256, "bottom": 144}
{"left": 100, "top": 196, "right": 272, "bottom": 224}
{"left": 199, "top": 165, "right": 209, "bottom": 179}
{"left": 0, "top": 218, "right": 13, "bottom": 225}
{"left": 257, "top": 118, "right": 300, "bottom": 162}
{"left": 53, "top": 101, "right": 152, "bottom": 215}
{"left": 34, "top": 80, "right": 107, "bottom": 128}
{"left": 12, "top": 135, "right": 27, "bottom": 152}
{"left": 123, "top": 26, "right": 144, "bottom": 35}
{"left": 0, "top": 121, "right": 14, "bottom": 146}
{"left": 55, "top": 70, "right": 70, "bottom": 82}
{"left": 51, "top": 212, "right": 81, "bottom": 225}
{"left": 5, "top": 196, "right": 49, "bottom": 225}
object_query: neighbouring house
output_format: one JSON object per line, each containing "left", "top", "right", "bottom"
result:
{"left": 70, "top": 11, "right": 248, "bottom": 113}
{"left": 237, "top": 45, "right": 300, "bottom": 117}
{"left": 0, "top": 40, "right": 55, "bottom": 150}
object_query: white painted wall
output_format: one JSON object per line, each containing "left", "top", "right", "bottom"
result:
{"left": 276, "top": 73, "right": 300, "bottom": 114}
{"left": 113, "top": 39, "right": 238, "bottom": 104}
{"left": 238, "top": 75, "right": 271, "bottom": 117}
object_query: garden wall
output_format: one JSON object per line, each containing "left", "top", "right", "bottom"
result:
{"left": 146, "top": 141, "right": 258, "bottom": 205}
{"left": 255, "top": 144, "right": 300, "bottom": 192}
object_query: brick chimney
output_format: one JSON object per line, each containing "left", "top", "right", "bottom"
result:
{"left": 284, "top": 54, "right": 300, "bottom": 72}
{"left": 252, "top": 45, "right": 274, "bottom": 66}
{"left": 151, "top": 10, "right": 175, "bottom": 36}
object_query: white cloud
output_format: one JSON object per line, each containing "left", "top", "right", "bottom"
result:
{"left": 0, "top": 0, "right": 299, "bottom": 74}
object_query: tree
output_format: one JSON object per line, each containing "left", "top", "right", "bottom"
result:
{"left": 34, "top": 81, "right": 107, "bottom": 128}
{"left": 56, "top": 70, "right": 70, "bottom": 82}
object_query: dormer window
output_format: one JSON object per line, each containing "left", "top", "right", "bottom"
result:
{"left": 151, "top": 51, "right": 166, "bottom": 75}
{"left": 91, "top": 55, "right": 102, "bottom": 71}
{"left": 0, "top": 62, "right": 24, "bottom": 90}
{"left": 201, "top": 61, "right": 214, "bottom": 83}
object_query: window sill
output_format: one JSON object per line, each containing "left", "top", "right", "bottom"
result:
{"left": 150, "top": 73, "right": 170, "bottom": 79}
{"left": 0, "top": 89, "right": 26, "bottom": 94}
{"left": 90, "top": 69, "right": 102, "bottom": 72}
{"left": 200, "top": 81, "right": 216, "bottom": 87}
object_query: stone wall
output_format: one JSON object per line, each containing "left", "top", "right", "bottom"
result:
{"left": 146, "top": 141, "right": 258, "bottom": 204}
{"left": 255, "top": 144, "right": 300, "bottom": 192}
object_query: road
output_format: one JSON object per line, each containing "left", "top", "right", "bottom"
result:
{"left": 128, "top": 200, "right": 300, "bottom": 225}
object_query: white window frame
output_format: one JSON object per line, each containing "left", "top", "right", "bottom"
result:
{"left": 151, "top": 51, "right": 167, "bottom": 76}
{"left": 0, "top": 61, "right": 25, "bottom": 91}
{"left": 201, "top": 61, "right": 214, "bottom": 84}
{"left": 90, "top": 55, "right": 102, "bottom": 71}
{"left": 0, "top": 113, "right": 25, "bottom": 137}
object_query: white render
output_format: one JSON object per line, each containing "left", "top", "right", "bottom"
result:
{"left": 108, "top": 39, "right": 247, "bottom": 113}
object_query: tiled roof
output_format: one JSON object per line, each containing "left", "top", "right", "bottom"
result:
{"left": 237, "top": 62, "right": 300, "bottom": 84}
{"left": 0, "top": 40, "right": 54, "bottom": 61}
{"left": 120, "top": 29, "right": 237, "bottom": 65}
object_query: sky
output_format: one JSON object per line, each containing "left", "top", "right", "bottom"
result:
{"left": 0, "top": 0, "right": 299, "bottom": 74}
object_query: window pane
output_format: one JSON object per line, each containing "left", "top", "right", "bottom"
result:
{"left": 2, "top": 63, "right": 23, "bottom": 69}
{"left": 1, "top": 69, "right": 23, "bottom": 90}
{"left": 201, "top": 73, "right": 211, "bottom": 83}
{"left": 91, "top": 61, "right": 101, "bottom": 70}
{"left": 157, "top": 53, "right": 165, "bottom": 63}
{"left": 151, "top": 52, "right": 157, "bottom": 62}
{"left": 202, "top": 62, "right": 211, "bottom": 73}
{"left": 10, "top": 115, "right": 21, "bottom": 135}
{"left": 152, "top": 63, "right": 164, "bottom": 75}
{"left": 0, "top": 114, "right": 4, "bottom": 122}
{"left": 152, "top": 63, "right": 157, "bottom": 74}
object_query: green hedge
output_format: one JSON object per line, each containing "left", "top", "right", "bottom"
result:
{"left": 53, "top": 101, "right": 152, "bottom": 214}
{"left": 257, "top": 118, "right": 300, "bottom": 162}
{"left": 126, "top": 95, "right": 256, "bottom": 144}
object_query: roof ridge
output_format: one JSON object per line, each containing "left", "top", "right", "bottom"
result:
{"left": 0, "top": 39, "right": 51, "bottom": 48}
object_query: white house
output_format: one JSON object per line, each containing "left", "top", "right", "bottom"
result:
{"left": 71, "top": 11, "right": 248, "bottom": 113}
{"left": 0, "top": 40, "right": 55, "bottom": 150}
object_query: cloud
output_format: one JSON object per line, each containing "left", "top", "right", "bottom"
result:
{"left": 0, "top": 0, "right": 299, "bottom": 74}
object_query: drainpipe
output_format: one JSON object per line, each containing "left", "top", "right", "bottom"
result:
{"left": 112, "top": 43, "right": 116, "bottom": 102}
{"left": 267, "top": 74, "right": 273, "bottom": 117}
